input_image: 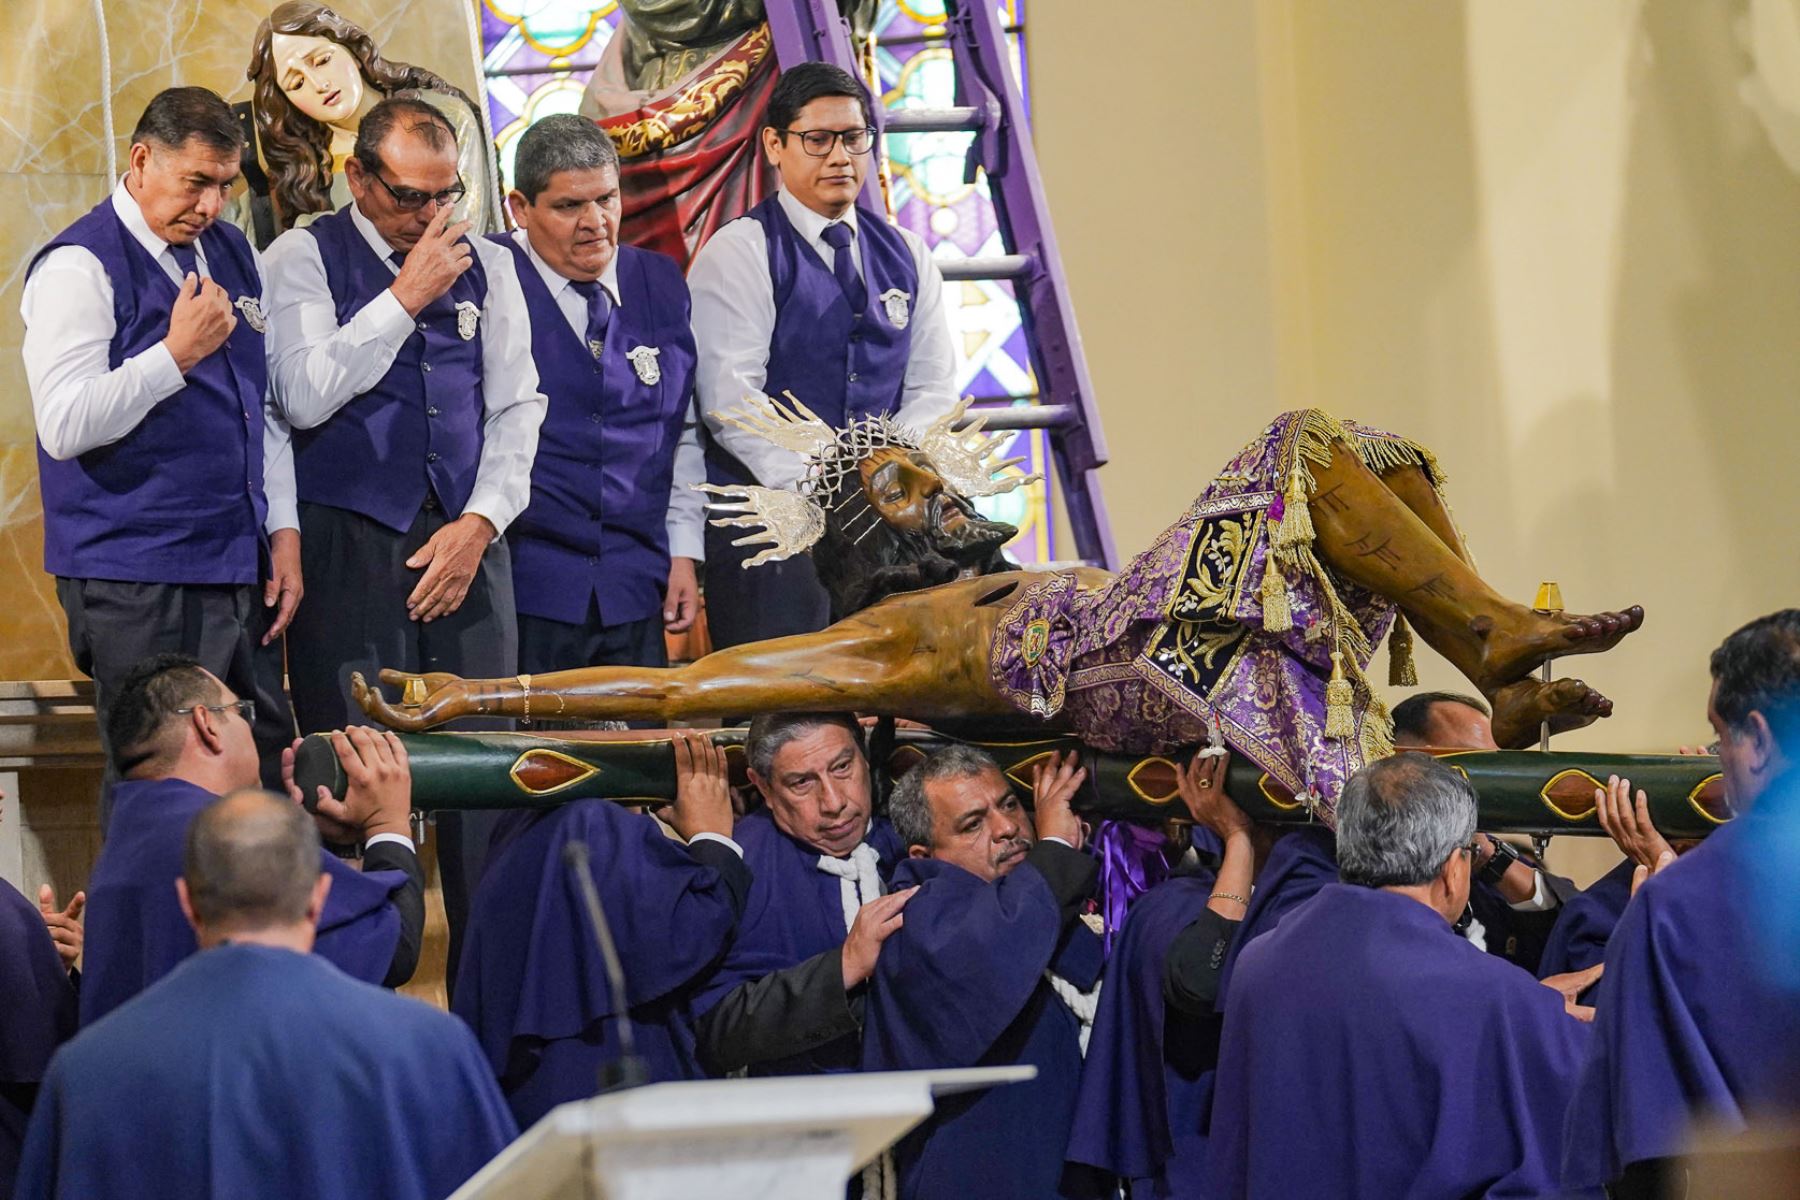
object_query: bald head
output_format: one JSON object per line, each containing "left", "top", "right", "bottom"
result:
{"left": 1390, "top": 691, "right": 1497, "bottom": 752}
{"left": 182, "top": 789, "right": 324, "bottom": 939}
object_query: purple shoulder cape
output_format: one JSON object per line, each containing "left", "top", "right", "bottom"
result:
{"left": 452, "top": 800, "right": 741, "bottom": 1121}
{"left": 1065, "top": 872, "right": 1217, "bottom": 1195}
{"left": 81, "top": 778, "right": 406, "bottom": 1026}
{"left": 1212, "top": 883, "right": 1597, "bottom": 1199}
{"left": 1562, "top": 816, "right": 1800, "bottom": 1188}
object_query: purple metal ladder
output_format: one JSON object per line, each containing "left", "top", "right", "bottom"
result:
{"left": 763, "top": 2, "right": 1117, "bottom": 567}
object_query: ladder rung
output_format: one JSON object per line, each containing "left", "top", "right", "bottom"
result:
{"left": 939, "top": 255, "right": 1033, "bottom": 283}
{"left": 883, "top": 107, "right": 984, "bottom": 134}
{"left": 969, "top": 404, "right": 1077, "bottom": 432}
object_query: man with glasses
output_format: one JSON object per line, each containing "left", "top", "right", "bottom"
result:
{"left": 264, "top": 94, "right": 544, "bottom": 977}
{"left": 687, "top": 62, "right": 960, "bottom": 649}
{"left": 1207, "top": 754, "right": 1598, "bottom": 1199}
{"left": 79, "top": 653, "right": 424, "bottom": 1027}
{"left": 20, "top": 88, "right": 300, "bottom": 814}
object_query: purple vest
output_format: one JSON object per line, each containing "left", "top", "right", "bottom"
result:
{"left": 703, "top": 196, "right": 918, "bottom": 486}
{"left": 294, "top": 207, "right": 488, "bottom": 531}
{"left": 30, "top": 202, "right": 267, "bottom": 584}
{"left": 498, "top": 238, "right": 696, "bottom": 626}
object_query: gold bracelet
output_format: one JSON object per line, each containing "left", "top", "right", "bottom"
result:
{"left": 1209, "top": 891, "right": 1249, "bottom": 907}
{"left": 518, "top": 674, "right": 531, "bottom": 725}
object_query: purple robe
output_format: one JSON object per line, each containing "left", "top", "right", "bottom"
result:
{"left": 687, "top": 809, "right": 903, "bottom": 1075}
{"left": 861, "top": 854, "right": 1104, "bottom": 1200}
{"left": 1536, "top": 859, "right": 1634, "bottom": 980}
{"left": 1561, "top": 813, "right": 1800, "bottom": 1189}
{"left": 17, "top": 944, "right": 515, "bottom": 1200}
{"left": 1213, "top": 826, "right": 1338, "bottom": 1009}
{"left": 452, "top": 800, "right": 741, "bottom": 1127}
{"left": 1065, "top": 873, "right": 1218, "bottom": 1198}
{"left": 1, "top": 880, "right": 76, "bottom": 1199}
{"left": 1211, "top": 883, "right": 1596, "bottom": 1199}
{"left": 80, "top": 778, "right": 407, "bottom": 1026}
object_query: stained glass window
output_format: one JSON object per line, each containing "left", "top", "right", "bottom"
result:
{"left": 481, "top": 1, "right": 1053, "bottom": 563}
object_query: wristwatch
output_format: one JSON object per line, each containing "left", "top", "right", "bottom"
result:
{"left": 1477, "top": 836, "right": 1523, "bottom": 887}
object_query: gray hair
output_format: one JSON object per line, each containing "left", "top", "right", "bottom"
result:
{"left": 1336, "top": 754, "right": 1478, "bottom": 887}
{"left": 513, "top": 113, "right": 620, "bottom": 202}
{"left": 352, "top": 93, "right": 457, "bottom": 176}
{"left": 183, "top": 789, "right": 322, "bottom": 930}
{"left": 889, "top": 744, "right": 1005, "bottom": 848}
{"left": 744, "top": 712, "right": 864, "bottom": 780}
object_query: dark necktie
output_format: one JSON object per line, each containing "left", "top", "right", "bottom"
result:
{"left": 570, "top": 279, "right": 613, "bottom": 359}
{"left": 820, "top": 221, "right": 865, "bottom": 314}
{"left": 390, "top": 249, "right": 407, "bottom": 271}
{"left": 168, "top": 241, "right": 199, "bottom": 280}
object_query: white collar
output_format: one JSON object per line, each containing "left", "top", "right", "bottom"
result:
{"left": 111, "top": 177, "right": 200, "bottom": 266}
{"left": 777, "top": 186, "right": 859, "bottom": 246}
{"left": 511, "top": 227, "right": 622, "bottom": 309}
{"left": 349, "top": 200, "right": 407, "bottom": 268}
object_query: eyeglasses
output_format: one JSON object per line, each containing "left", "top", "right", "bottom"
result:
{"left": 176, "top": 699, "right": 256, "bottom": 724}
{"left": 368, "top": 169, "right": 467, "bottom": 212}
{"left": 1459, "top": 837, "right": 1481, "bottom": 859}
{"left": 778, "top": 126, "right": 877, "bottom": 157}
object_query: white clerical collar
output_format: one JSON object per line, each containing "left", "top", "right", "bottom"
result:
{"left": 777, "top": 186, "right": 859, "bottom": 248}
{"left": 111, "top": 177, "right": 203, "bottom": 269}
{"left": 511, "top": 227, "right": 622, "bottom": 309}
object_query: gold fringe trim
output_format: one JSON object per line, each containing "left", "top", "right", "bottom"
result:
{"left": 1324, "top": 651, "right": 1356, "bottom": 740}
{"left": 1388, "top": 613, "right": 1418, "bottom": 687}
{"left": 1360, "top": 691, "right": 1395, "bottom": 762}
{"left": 1272, "top": 465, "right": 1314, "bottom": 550}
{"left": 1260, "top": 559, "right": 1292, "bottom": 632}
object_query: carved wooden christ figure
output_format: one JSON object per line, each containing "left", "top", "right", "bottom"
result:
{"left": 357, "top": 402, "right": 1641, "bottom": 805}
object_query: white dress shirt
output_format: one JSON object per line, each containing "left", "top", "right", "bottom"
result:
{"left": 262, "top": 204, "right": 546, "bottom": 535}
{"left": 686, "top": 188, "right": 960, "bottom": 490}
{"left": 509, "top": 229, "right": 707, "bottom": 562}
{"left": 20, "top": 180, "right": 298, "bottom": 534}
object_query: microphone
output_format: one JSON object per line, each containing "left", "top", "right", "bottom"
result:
{"left": 562, "top": 839, "right": 648, "bottom": 1093}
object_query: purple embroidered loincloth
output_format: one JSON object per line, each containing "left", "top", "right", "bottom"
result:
{"left": 989, "top": 411, "right": 1441, "bottom": 818}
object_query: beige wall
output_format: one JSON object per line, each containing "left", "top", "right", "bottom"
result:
{"left": 1032, "top": 0, "right": 1800, "bottom": 879}
{"left": 0, "top": 0, "right": 486, "bottom": 679}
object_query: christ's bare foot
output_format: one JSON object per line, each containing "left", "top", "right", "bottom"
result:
{"left": 1487, "top": 676, "right": 1615, "bottom": 749}
{"left": 1468, "top": 605, "right": 1644, "bottom": 693}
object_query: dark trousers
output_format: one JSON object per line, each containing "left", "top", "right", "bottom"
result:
{"left": 702, "top": 519, "right": 832, "bottom": 651}
{"left": 57, "top": 577, "right": 296, "bottom": 828}
{"left": 286, "top": 500, "right": 518, "bottom": 991}
{"left": 518, "top": 605, "right": 668, "bottom": 674}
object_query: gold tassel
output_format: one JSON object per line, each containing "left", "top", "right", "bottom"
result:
{"left": 1325, "top": 650, "right": 1355, "bottom": 740}
{"left": 1361, "top": 693, "right": 1396, "bottom": 762}
{"left": 1260, "top": 559, "right": 1292, "bottom": 632}
{"left": 1273, "top": 465, "right": 1315, "bottom": 550}
{"left": 1388, "top": 613, "right": 1418, "bottom": 687}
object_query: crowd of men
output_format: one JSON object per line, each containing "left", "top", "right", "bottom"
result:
{"left": 2, "top": 65, "right": 1798, "bottom": 1200}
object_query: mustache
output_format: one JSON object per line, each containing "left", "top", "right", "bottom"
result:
{"left": 927, "top": 492, "right": 1013, "bottom": 555}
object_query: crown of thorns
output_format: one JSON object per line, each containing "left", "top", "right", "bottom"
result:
{"left": 694, "top": 393, "right": 1038, "bottom": 569}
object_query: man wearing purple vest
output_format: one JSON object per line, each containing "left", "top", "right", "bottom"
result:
{"left": 21, "top": 88, "right": 301, "bottom": 809}
{"left": 263, "top": 95, "right": 545, "bottom": 979}
{"left": 688, "top": 63, "right": 960, "bottom": 650}
{"left": 495, "top": 114, "right": 702, "bottom": 674}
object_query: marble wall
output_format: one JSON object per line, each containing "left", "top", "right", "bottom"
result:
{"left": 0, "top": 0, "right": 488, "bottom": 680}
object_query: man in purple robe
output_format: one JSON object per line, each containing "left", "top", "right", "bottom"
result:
{"left": 0, "top": 793, "right": 81, "bottom": 1200}
{"left": 80, "top": 653, "right": 422, "bottom": 1026}
{"left": 1210, "top": 754, "right": 1597, "bottom": 1199}
{"left": 688, "top": 712, "right": 914, "bottom": 1083}
{"left": 17, "top": 790, "right": 514, "bottom": 1200}
{"left": 861, "top": 745, "right": 1100, "bottom": 1200}
{"left": 1563, "top": 610, "right": 1800, "bottom": 1196}
{"left": 453, "top": 732, "right": 751, "bottom": 1127}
